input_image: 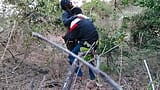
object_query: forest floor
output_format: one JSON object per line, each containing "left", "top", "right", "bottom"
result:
{"left": 0, "top": 31, "right": 160, "bottom": 90}
{"left": 0, "top": 32, "right": 115, "bottom": 90}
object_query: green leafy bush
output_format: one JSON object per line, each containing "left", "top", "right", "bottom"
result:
{"left": 83, "top": 0, "right": 113, "bottom": 19}
{"left": 97, "top": 26, "right": 126, "bottom": 54}
{"left": 5, "top": 0, "right": 63, "bottom": 33}
{"left": 130, "top": 0, "right": 160, "bottom": 49}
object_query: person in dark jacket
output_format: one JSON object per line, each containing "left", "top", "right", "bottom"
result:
{"left": 67, "top": 7, "right": 99, "bottom": 80}
{"left": 69, "top": 7, "right": 98, "bottom": 46}
{"left": 60, "top": 0, "right": 99, "bottom": 80}
{"left": 60, "top": 0, "right": 83, "bottom": 78}
{"left": 60, "top": 0, "right": 80, "bottom": 51}
{"left": 60, "top": 0, "right": 76, "bottom": 27}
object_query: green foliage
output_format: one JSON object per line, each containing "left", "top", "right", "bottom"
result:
{"left": 131, "top": 0, "right": 160, "bottom": 49}
{"left": 83, "top": 0, "right": 113, "bottom": 19}
{"left": 5, "top": 0, "right": 62, "bottom": 33}
{"left": 134, "top": 0, "right": 160, "bottom": 10}
{"left": 100, "top": 63, "right": 109, "bottom": 72}
{"left": 97, "top": 26, "right": 126, "bottom": 54}
{"left": 121, "top": 0, "right": 135, "bottom": 6}
{"left": 2, "top": 0, "right": 64, "bottom": 51}
{"left": 121, "top": 0, "right": 129, "bottom": 6}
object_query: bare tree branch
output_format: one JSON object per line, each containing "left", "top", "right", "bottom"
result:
{"left": 144, "top": 60, "right": 155, "bottom": 90}
{"left": 119, "top": 46, "right": 123, "bottom": 84}
{"left": 0, "top": 42, "right": 15, "bottom": 58}
{"left": 63, "top": 59, "right": 78, "bottom": 90}
{"left": 96, "top": 55, "right": 100, "bottom": 69}
{"left": 99, "top": 45, "right": 119, "bottom": 57}
{"left": 32, "top": 32, "right": 122, "bottom": 90}
{"left": 1, "top": 21, "right": 16, "bottom": 62}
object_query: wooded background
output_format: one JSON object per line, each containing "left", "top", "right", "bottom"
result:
{"left": 0, "top": 0, "right": 159, "bottom": 89}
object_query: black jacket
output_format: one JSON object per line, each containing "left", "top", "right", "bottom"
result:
{"left": 68, "top": 17, "right": 99, "bottom": 45}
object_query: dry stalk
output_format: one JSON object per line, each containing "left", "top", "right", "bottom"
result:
{"left": 12, "top": 46, "right": 29, "bottom": 73}
{"left": 119, "top": 46, "right": 123, "bottom": 84}
{"left": 0, "top": 42, "right": 15, "bottom": 58}
{"left": 96, "top": 56, "right": 100, "bottom": 69}
{"left": 139, "top": 33, "right": 144, "bottom": 47}
{"left": 63, "top": 59, "right": 78, "bottom": 90}
{"left": 144, "top": 60, "right": 155, "bottom": 90}
{"left": 96, "top": 45, "right": 107, "bottom": 68}
{"left": 1, "top": 21, "right": 16, "bottom": 63}
{"left": 29, "top": 78, "right": 34, "bottom": 90}
{"left": 39, "top": 75, "right": 46, "bottom": 90}
{"left": 122, "top": 79, "right": 131, "bottom": 90}
{"left": 99, "top": 45, "right": 119, "bottom": 57}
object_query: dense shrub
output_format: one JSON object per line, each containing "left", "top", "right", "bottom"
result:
{"left": 130, "top": 0, "right": 160, "bottom": 49}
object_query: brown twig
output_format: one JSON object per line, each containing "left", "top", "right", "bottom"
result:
{"left": 39, "top": 75, "right": 46, "bottom": 90}
{"left": 0, "top": 42, "right": 15, "bottom": 58}
{"left": 99, "top": 45, "right": 119, "bottom": 57}
{"left": 1, "top": 20, "right": 16, "bottom": 62}
{"left": 119, "top": 46, "right": 123, "bottom": 84}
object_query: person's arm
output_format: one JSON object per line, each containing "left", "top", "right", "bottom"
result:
{"left": 69, "top": 29, "right": 79, "bottom": 41}
{"left": 62, "top": 11, "right": 76, "bottom": 27}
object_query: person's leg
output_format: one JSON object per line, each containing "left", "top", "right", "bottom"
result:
{"left": 88, "top": 61, "right": 95, "bottom": 80}
{"left": 68, "top": 44, "right": 83, "bottom": 77}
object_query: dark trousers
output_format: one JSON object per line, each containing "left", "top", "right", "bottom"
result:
{"left": 68, "top": 44, "right": 95, "bottom": 80}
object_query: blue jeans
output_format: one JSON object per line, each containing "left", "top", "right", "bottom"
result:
{"left": 68, "top": 44, "right": 95, "bottom": 80}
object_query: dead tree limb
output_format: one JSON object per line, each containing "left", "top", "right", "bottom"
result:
{"left": 99, "top": 45, "right": 119, "bottom": 57}
{"left": 32, "top": 32, "right": 122, "bottom": 90}
{"left": 144, "top": 60, "right": 155, "bottom": 90}
{"left": 1, "top": 20, "right": 16, "bottom": 61}
{"left": 63, "top": 59, "right": 78, "bottom": 90}
{"left": 0, "top": 42, "right": 15, "bottom": 58}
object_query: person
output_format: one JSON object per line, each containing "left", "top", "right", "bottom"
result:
{"left": 60, "top": 0, "right": 76, "bottom": 27}
{"left": 60, "top": 0, "right": 80, "bottom": 51}
{"left": 60, "top": 0, "right": 99, "bottom": 80}
{"left": 68, "top": 7, "right": 99, "bottom": 80}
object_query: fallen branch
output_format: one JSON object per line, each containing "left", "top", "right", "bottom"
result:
{"left": 32, "top": 32, "right": 122, "bottom": 90}
{"left": 63, "top": 59, "right": 78, "bottom": 90}
{"left": 144, "top": 60, "right": 155, "bottom": 90}
{"left": 1, "top": 21, "right": 16, "bottom": 62}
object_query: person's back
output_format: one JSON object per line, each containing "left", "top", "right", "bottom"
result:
{"left": 60, "top": 4, "right": 98, "bottom": 81}
{"left": 76, "top": 18, "right": 98, "bottom": 45}
{"left": 69, "top": 7, "right": 98, "bottom": 46}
